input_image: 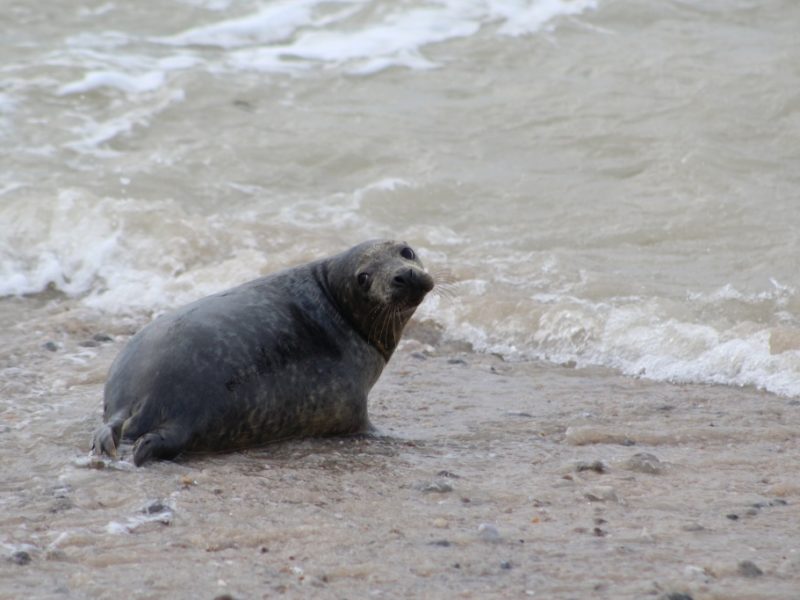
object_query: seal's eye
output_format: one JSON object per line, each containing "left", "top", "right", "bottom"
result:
{"left": 357, "top": 272, "right": 370, "bottom": 287}
{"left": 400, "top": 247, "right": 415, "bottom": 260}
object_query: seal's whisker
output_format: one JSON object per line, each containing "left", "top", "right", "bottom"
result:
{"left": 428, "top": 266, "right": 458, "bottom": 286}
{"left": 431, "top": 285, "right": 458, "bottom": 301}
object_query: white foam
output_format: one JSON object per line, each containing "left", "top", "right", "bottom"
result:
{"left": 161, "top": 0, "right": 596, "bottom": 74}
{"left": 435, "top": 290, "right": 800, "bottom": 398}
{"left": 162, "top": 0, "right": 326, "bottom": 48}
{"left": 58, "top": 70, "right": 166, "bottom": 96}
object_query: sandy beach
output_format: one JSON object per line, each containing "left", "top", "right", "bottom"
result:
{"left": 2, "top": 313, "right": 798, "bottom": 600}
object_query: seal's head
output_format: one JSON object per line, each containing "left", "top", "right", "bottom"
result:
{"left": 325, "top": 240, "right": 434, "bottom": 360}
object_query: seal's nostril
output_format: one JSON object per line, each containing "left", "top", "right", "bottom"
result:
{"left": 393, "top": 269, "right": 415, "bottom": 287}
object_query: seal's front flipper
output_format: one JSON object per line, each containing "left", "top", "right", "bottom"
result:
{"left": 132, "top": 425, "right": 188, "bottom": 467}
{"left": 91, "top": 421, "right": 122, "bottom": 458}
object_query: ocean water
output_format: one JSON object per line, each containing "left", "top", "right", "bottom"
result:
{"left": 2, "top": 0, "right": 800, "bottom": 397}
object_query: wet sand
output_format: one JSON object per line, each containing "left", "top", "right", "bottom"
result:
{"left": 1, "top": 314, "right": 799, "bottom": 600}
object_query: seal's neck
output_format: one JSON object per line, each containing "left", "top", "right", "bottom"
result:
{"left": 313, "top": 259, "right": 411, "bottom": 363}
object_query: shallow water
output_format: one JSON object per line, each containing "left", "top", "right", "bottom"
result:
{"left": 2, "top": 0, "right": 800, "bottom": 597}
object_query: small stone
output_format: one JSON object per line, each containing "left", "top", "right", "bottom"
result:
{"left": 410, "top": 352, "right": 427, "bottom": 360}
{"left": 660, "top": 594, "right": 693, "bottom": 600}
{"left": 575, "top": 460, "right": 607, "bottom": 473}
{"left": 42, "top": 341, "right": 58, "bottom": 352}
{"left": 585, "top": 486, "right": 619, "bottom": 503}
{"left": 738, "top": 560, "right": 764, "bottom": 578}
{"left": 78, "top": 340, "right": 99, "bottom": 347}
{"left": 430, "top": 540, "right": 451, "bottom": 547}
{"left": 144, "top": 500, "right": 167, "bottom": 514}
{"left": 92, "top": 333, "right": 113, "bottom": 343}
{"left": 9, "top": 551, "right": 31, "bottom": 565}
{"left": 626, "top": 453, "right": 664, "bottom": 474}
{"left": 448, "top": 358, "right": 467, "bottom": 365}
{"left": 478, "top": 523, "right": 501, "bottom": 542}
{"left": 432, "top": 518, "right": 449, "bottom": 529}
{"left": 500, "top": 561, "right": 512, "bottom": 570}
{"left": 417, "top": 480, "right": 453, "bottom": 494}
{"left": 726, "top": 513, "right": 739, "bottom": 521}
{"left": 506, "top": 411, "right": 534, "bottom": 418}
{"left": 436, "top": 470, "right": 460, "bottom": 479}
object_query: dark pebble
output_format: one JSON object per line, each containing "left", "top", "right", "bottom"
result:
{"left": 772, "top": 498, "right": 788, "bottom": 506}
{"left": 593, "top": 527, "right": 607, "bottom": 537}
{"left": 144, "top": 500, "right": 167, "bottom": 514}
{"left": 620, "top": 439, "right": 636, "bottom": 446}
{"left": 453, "top": 563, "right": 461, "bottom": 569}
{"left": 410, "top": 352, "right": 427, "bottom": 360}
{"left": 506, "top": 411, "right": 534, "bottom": 418}
{"left": 436, "top": 470, "right": 460, "bottom": 479}
{"left": 78, "top": 340, "right": 99, "bottom": 348}
{"left": 500, "top": 561, "right": 512, "bottom": 570}
{"left": 9, "top": 551, "right": 31, "bottom": 565}
{"left": 738, "top": 560, "right": 764, "bottom": 578}
{"left": 430, "top": 540, "right": 451, "bottom": 547}
{"left": 726, "top": 513, "right": 739, "bottom": 521}
{"left": 447, "top": 358, "right": 467, "bottom": 365}
{"left": 660, "top": 594, "right": 693, "bottom": 600}
{"left": 92, "top": 333, "right": 113, "bottom": 343}
{"left": 213, "top": 595, "right": 236, "bottom": 600}
{"left": 576, "top": 460, "right": 607, "bottom": 474}
{"left": 42, "top": 341, "right": 58, "bottom": 352}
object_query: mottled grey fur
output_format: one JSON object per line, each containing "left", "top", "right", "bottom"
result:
{"left": 91, "top": 240, "right": 434, "bottom": 466}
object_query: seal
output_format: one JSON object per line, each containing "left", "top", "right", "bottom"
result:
{"left": 91, "top": 240, "right": 434, "bottom": 466}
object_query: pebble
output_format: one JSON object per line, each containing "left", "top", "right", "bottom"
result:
{"left": 78, "top": 340, "right": 100, "bottom": 348}
{"left": 659, "top": 594, "right": 693, "bottom": 600}
{"left": 432, "top": 518, "right": 449, "bottom": 529}
{"left": 726, "top": 513, "right": 739, "bottom": 521}
{"left": 9, "top": 551, "right": 31, "bottom": 565}
{"left": 477, "top": 523, "right": 501, "bottom": 542}
{"left": 737, "top": 560, "right": 764, "bottom": 578}
{"left": 93, "top": 333, "right": 113, "bottom": 342}
{"left": 42, "top": 341, "right": 58, "bottom": 352}
{"left": 436, "top": 470, "right": 460, "bottom": 479}
{"left": 430, "top": 540, "right": 451, "bottom": 547}
{"left": 447, "top": 358, "right": 467, "bottom": 365}
{"left": 625, "top": 452, "right": 664, "bottom": 474}
{"left": 416, "top": 480, "right": 453, "bottom": 494}
{"left": 585, "top": 486, "right": 619, "bottom": 503}
{"left": 500, "top": 561, "right": 512, "bottom": 570}
{"left": 575, "top": 460, "right": 607, "bottom": 473}
{"left": 144, "top": 500, "right": 168, "bottom": 514}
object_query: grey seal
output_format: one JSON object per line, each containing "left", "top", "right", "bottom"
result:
{"left": 91, "top": 239, "right": 434, "bottom": 466}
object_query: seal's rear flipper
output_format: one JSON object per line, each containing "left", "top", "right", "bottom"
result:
{"left": 91, "top": 423, "right": 119, "bottom": 458}
{"left": 132, "top": 425, "right": 188, "bottom": 466}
